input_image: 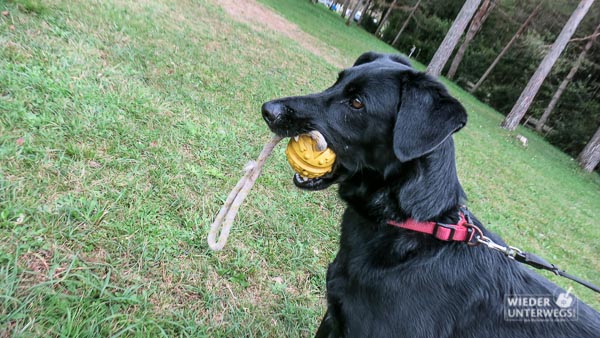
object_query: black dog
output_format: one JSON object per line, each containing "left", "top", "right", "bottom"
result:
{"left": 262, "top": 52, "right": 600, "bottom": 337}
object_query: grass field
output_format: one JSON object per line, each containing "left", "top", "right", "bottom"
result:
{"left": 1, "top": 0, "right": 598, "bottom": 336}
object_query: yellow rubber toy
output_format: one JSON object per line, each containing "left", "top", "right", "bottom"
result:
{"left": 286, "top": 134, "right": 336, "bottom": 179}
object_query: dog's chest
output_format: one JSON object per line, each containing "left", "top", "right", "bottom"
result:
{"left": 326, "top": 208, "right": 472, "bottom": 336}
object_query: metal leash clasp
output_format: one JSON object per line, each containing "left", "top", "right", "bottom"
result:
{"left": 459, "top": 207, "right": 523, "bottom": 257}
{"left": 476, "top": 235, "right": 523, "bottom": 259}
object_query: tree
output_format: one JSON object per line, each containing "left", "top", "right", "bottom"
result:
{"left": 578, "top": 124, "right": 600, "bottom": 172}
{"left": 535, "top": 22, "right": 600, "bottom": 132}
{"left": 358, "top": 0, "right": 374, "bottom": 26}
{"left": 446, "top": 0, "right": 496, "bottom": 80}
{"left": 346, "top": 0, "right": 363, "bottom": 25}
{"left": 501, "top": 0, "right": 595, "bottom": 131}
{"left": 391, "top": 0, "right": 422, "bottom": 46}
{"left": 379, "top": 0, "right": 600, "bottom": 160}
{"left": 426, "top": 0, "right": 482, "bottom": 77}
{"left": 341, "top": 0, "right": 353, "bottom": 18}
{"left": 469, "top": 2, "right": 541, "bottom": 93}
{"left": 375, "top": 0, "right": 398, "bottom": 35}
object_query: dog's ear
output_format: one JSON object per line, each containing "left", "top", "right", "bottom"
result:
{"left": 353, "top": 52, "right": 384, "bottom": 66}
{"left": 387, "top": 55, "right": 412, "bottom": 67}
{"left": 353, "top": 52, "right": 411, "bottom": 67}
{"left": 393, "top": 72, "right": 467, "bottom": 162}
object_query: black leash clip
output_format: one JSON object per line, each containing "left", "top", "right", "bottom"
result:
{"left": 513, "top": 251, "right": 559, "bottom": 274}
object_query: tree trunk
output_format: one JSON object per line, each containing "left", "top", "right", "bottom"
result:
{"left": 446, "top": 0, "right": 496, "bottom": 80}
{"left": 341, "top": 0, "right": 352, "bottom": 18}
{"left": 426, "top": 0, "right": 482, "bottom": 77}
{"left": 469, "top": 2, "right": 541, "bottom": 93}
{"left": 358, "top": 0, "right": 373, "bottom": 25}
{"left": 346, "top": 0, "right": 362, "bottom": 25}
{"left": 501, "top": 0, "right": 594, "bottom": 131}
{"left": 535, "top": 22, "right": 600, "bottom": 132}
{"left": 376, "top": 3, "right": 390, "bottom": 27}
{"left": 578, "top": 125, "right": 600, "bottom": 172}
{"left": 391, "top": 0, "right": 422, "bottom": 46}
{"left": 375, "top": 0, "right": 398, "bottom": 35}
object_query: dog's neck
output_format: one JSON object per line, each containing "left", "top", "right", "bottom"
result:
{"left": 338, "top": 138, "right": 466, "bottom": 224}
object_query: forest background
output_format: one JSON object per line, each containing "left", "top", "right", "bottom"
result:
{"left": 336, "top": 0, "right": 600, "bottom": 162}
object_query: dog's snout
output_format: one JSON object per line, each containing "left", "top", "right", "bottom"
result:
{"left": 261, "top": 101, "right": 282, "bottom": 124}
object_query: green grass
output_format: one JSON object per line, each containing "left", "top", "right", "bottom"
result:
{"left": 0, "top": 0, "right": 598, "bottom": 336}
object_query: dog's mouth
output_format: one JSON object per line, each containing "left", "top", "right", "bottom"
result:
{"left": 286, "top": 131, "right": 339, "bottom": 191}
{"left": 293, "top": 173, "right": 335, "bottom": 190}
{"left": 292, "top": 169, "right": 338, "bottom": 190}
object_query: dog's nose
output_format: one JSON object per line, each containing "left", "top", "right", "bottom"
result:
{"left": 261, "top": 101, "right": 282, "bottom": 124}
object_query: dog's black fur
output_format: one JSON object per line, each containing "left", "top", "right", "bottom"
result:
{"left": 262, "top": 52, "right": 600, "bottom": 338}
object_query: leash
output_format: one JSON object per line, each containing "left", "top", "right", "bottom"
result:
{"left": 207, "top": 131, "right": 333, "bottom": 251}
{"left": 388, "top": 207, "right": 600, "bottom": 294}
{"left": 207, "top": 135, "right": 283, "bottom": 251}
{"left": 475, "top": 232, "right": 600, "bottom": 294}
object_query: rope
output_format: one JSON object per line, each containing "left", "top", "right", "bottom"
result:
{"left": 207, "top": 135, "right": 283, "bottom": 251}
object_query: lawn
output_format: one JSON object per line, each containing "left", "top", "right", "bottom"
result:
{"left": 1, "top": 0, "right": 598, "bottom": 336}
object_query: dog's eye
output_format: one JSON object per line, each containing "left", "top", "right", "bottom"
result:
{"left": 350, "top": 97, "right": 364, "bottom": 109}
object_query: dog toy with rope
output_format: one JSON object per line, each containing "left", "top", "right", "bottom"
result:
{"left": 207, "top": 131, "right": 335, "bottom": 251}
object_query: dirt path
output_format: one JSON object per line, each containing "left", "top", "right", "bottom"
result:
{"left": 214, "top": 0, "right": 345, "bottom": 68}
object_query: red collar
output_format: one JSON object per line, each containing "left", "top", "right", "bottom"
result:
{"left": 387, "top": 210, "right": 478, "bottom": 243}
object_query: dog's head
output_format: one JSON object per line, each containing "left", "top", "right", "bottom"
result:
{"left": 262, "top": 52, "right": 467, "bottom": 191}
